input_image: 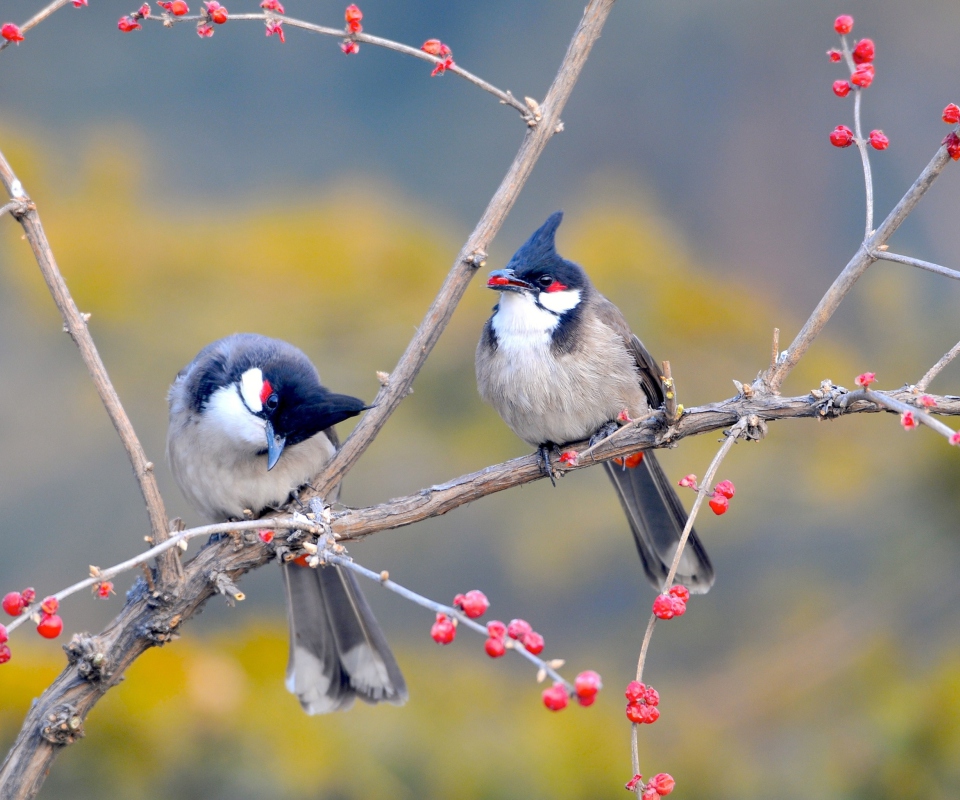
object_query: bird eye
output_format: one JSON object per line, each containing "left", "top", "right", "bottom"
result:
{"left": 265, "top": 393, "right": 279, "bottom": 412}
{"left": 537, "top": 275, "right": 553, "bottom": 288}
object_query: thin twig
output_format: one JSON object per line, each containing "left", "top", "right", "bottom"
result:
{"left": 0, "top": 0, "right": 74, "bottom": 53}
{"left": 765, "top": 140, "right": 953, "bottom": 392}
{"left": 841, "top": 35, "right": 874, "bottom": 237}
{"left": 916, "top": 340, "right": 960, "bottom": 393}
{"left": 325, "top": 554, "right": 571, "bottom": 689}
{"left": 0, "top": 148, "right": 180, "bottom": 586}
{"left": 770, "top": 327, "right": 780, "bottom": 371}
{"left": 848, "top": 389, "right": 960, "bottom": 444}
{"left": 661, "top": 361, "right": 678, "bottom": 423}
{"left": 304, "top": 0, "right": 617, "bottom": 503}
{"left": 630, "top": 418, "right": 748, "bottom": 797}
{"left": 143, "top": 12, "right": 534, "bottom": 120}
{"left": 873, "top": 250, "right": 960, "bottom": 281}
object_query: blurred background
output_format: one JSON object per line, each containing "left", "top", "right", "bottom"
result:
{"left": 1, "top": 1, "right": 960, "bottom": 798}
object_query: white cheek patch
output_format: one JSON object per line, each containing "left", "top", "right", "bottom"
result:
{"left": 538, "top": 288, "right": 581, "bottom": 314}
{"left": 491, "top": 291, "right": 561, "bottom": 339}
{"left": 205, "top": 384, "right": 267, "bottom": 449}
{"left": 239, "top": 367, "right": 264, "bottom": 413}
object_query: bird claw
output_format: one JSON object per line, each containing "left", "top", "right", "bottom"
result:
{"left": 537, "top": 444, "right": 558, "bottom": 487}
{"left": 588, "top": 420, "right": 620, "bottom": 448}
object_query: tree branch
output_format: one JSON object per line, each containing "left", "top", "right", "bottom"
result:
{"left": 0, "top": 150, "right": 181, "bottom": 587}
{"left": 874, "top": 250, "right": 960, "bottom": 281}
{"left": 917, "top": 339, "right": 960, "bottom": 393}
{"left": 0, "top": 0, "right": 74, "bottom": 54}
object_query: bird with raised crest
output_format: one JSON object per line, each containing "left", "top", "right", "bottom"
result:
{"left": 476, "top": 212, "right": 714, "bottom": 593}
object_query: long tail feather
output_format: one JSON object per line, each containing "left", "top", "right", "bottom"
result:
{"left": 603, "top": 452, "right": 715, "bottom": 594}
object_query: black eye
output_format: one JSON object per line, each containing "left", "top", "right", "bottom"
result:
{"left": 537, "top": 275, "right": 553, "bottom": 288}
{"left": 265, "top": 393, "right": 279, "bottom": 412}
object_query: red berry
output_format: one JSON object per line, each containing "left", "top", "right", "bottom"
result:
{"left": 96, "top": 581, "right": 114, "bottom": 599}
{"left": 196, "top": 23, "right": 213, "bottom": 37}
{"left": 833, "top": 80, "right": 851, "bottom": 98}
{"left": 851, "top": 63, "right": 875, "bottom": 88}
{"left": 918, "top": 395, "right": 937, "bottom": 409}
{"left": 260, "top": 0, "right": 284, "bottom": 10}
{"left": 40, "top": 596, "right": 59, "bottom": 615}
{"left": 625, "top": 702, "right": 659, "bottom": 724}
{"left": 944, "top": 132, "right": 960, "bottom": 161}
{"left": 265, "top": 21, "right": 285, "bottom": 42}
{"left": 900, "top": 410, "right": 918, "bottom": 430}
{"left": 206, "top": 1, "right": 227, "bottom": 23}
{"left": 136, "top": 3, "right": 150, "bottom": 16}
{"left": 644, "top": 686, "right": 660, "bottom": 707}
{"left": 507, "top": 618, "right": 532, "bottom": 640}
{"left": 0, "top": 624, "right": 7, "bottom": 644}
{"left": 950, "top": 431, "right": 960, "bottom": 446}
{"left": 487, "top": 619, "right": 506, "bottom": 639}
{"left": 454, "top": 589, "right": 489, "bottom": 619}
{"left": 643, "top": 788, "right": 660, "bottom": 800}
{"left": 117, "top": 15, "right": 142, "bottom": 31}
{"left": 344, "top": 3, "right": 362, "bottom": 33}
{"left": 521, "top": 630, "right": 544, "bottom": 655}
{"left": 172, "top": 0, "right": 188, "bottom": 14}
{"left": 559, "top": 450, "right": 579, "bottom": 467}
{"left": 1, "top": 23, "right": 24, "bottom": 43}
{"left": 430, "top": 613, "right": 456, "bottom": 644}
{"left": 73, "top": 0, "right": 88, "bottom": 7}
{"left": 421, "top": 39, "right": 451, "bottom": 57}
{"left": 852, "top": 38, "right": 875, "bottom": 64}
{"left": 830, "top": 125, "right": 855, "bottom": 147}
{"left": 649, "top": 773, "right": 676, "bottom": 796}
{"left": 430, "top": 57, "right": 454, "bottom": 77}
{"left": 258, "top": 530, "right": 274, "bottom": 544}
{"left": 653, "top": 594, "right": 676, "bottom": 620}
{"left": 943, "top": 104, "right": 960, "bottom": 125}
{"left": 869, "top": 130, "right": 889, "bottom": 150}
{"left": 834, "top": 15, "right": 854, "bottom": 35}
{"left": 340, "top": 40, "right": 359, "bottom": 54}
{"left": 827, "top": 49, "right": 842, "bottom": 63}
{"left": 855, "top": 372, "right": 876, "bottom": 388}
{"left": 576, "top": 693, "right": 596, "bottom": 707}
{"left": 20, "top": 588, "right": 35, "bottom": 604}
{"left": 2, "top": 592, "right": 23, "bottom": 617}
{"left": 37, "top": 614, "right": 63, "bottom": 639}
{"left": 574, "top": 670, "right": 602, "bottom": 700}
{"left": 0, "top": 644, "right": 10, "bottom": 664}
{"left": 617, "top": 408, "right": 632, "bottom": 422}
{"left": 541, "top": 682, "right": 569, "bottom": 711}
{"left": 484, "top": 637, "right": 506, "bottom": 658}
{"left": 668, "top": 585, "right": 690, "bottom": 602}
{"left": 625, "top": 680, "right": 646, "bottom": 703}
{"left": 714, "top": 480, "right": 736, "bottom": 499}
{"left": 709, "top": 493, "right": 729, "bottom": 515}
{"left": 677, "top": 474, "right": 697, "bottom": 489}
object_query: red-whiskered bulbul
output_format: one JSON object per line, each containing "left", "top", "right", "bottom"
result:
{"left": 475, "top": 212, "right": 714, "bottom": 593}
{"left": 167, "top": 333, "right": 407, "bottom": 712}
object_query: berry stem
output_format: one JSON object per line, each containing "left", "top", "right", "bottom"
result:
{"left": 629, "top": 417, "right": 748, "bottom": 796}
{"left": 839, "top": 35, "right": 875, "bottom": 238}
{"left": 843, "top": 388, "right": 960, "bottom": 443}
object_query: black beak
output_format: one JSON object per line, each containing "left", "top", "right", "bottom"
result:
{"left": 487, "top": 269, "right": 533, "bottom": 293}
{"left": 264, "top": 420, "right": 286, "bottom": 471}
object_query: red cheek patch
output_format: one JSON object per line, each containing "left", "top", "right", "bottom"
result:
{"left": 259, "top": 379, "right": 273, "bottom": 405}
{"left": 544, "top": 280, "right": 568, "bottom": 293}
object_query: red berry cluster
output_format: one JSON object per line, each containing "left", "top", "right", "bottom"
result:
{"left": 940, "top": 104, "right": 960, "bottom": 160}
{"left": 421, "top": 39, "right": 454, "bottom": 76}
{"left": 1, "top": 23, "right": 24, "bottom": 43}
{"left": 652, "top": 585, "right": 689, "bottom": 620}
{"left": 2, "top": 587, "right": 35, "bottom": 617}
{"left": 709, "top": 479, "right": 735, "bottom": 515}
{"left": 542, "top": 670, "right": 601, "bottom": 712}
{"left": 625, "top": 773, "right": 675, "bottom": 797}
{"left": 485, "top": 619, "right": 507, "bottom": 657}
{"left": 827, "top": 15, "right": 888, "bottom": 150}
{"left": 118, "top": 4, "right": 150, "bottom": 33}
{"left": 158, "top": 0, "right": 189, "bottom": 16}
{"left": 625, "top": 680, "right": 660, "bottom": 724}
{"left": 453, "top": 589, "right": 489, "bottom": 618}
{"left": 507, "top": 617, "right": 545, "bottom": 654}
{"left": 345, "top": 4, "right": 362, "bottom": 33}
{"left": 0, "top": 624, "right": 9, "bottom": 664}
{"left": 196, "top": 0, "right": 227, "bottom": 37}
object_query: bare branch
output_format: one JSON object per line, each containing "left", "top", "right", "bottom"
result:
{"left": 874, "top": 250, "right": 960, "bottom": 281}
{"left": 765, "top": 141, "right": 953, "bottom": 392}
{"left": 304, "top": 0, "right": 618, "bottom": 502}
{"left": 848, "top": 389, "right": 959, "bottom": 444}
{"left": 630, "top": 419, "right": 749, "bottom": 794}
{"left": 917, "top": 339, "right": 960, "bottom": 392}
{"left": 0, "top": 149, "right": 180, "bottom": 586}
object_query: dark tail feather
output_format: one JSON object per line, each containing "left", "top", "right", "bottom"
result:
{"left": 282, "top": 562, "right": 408, "bottom": 714}
{"left": 603, "top": 452, "right": 715, "bottom": 594}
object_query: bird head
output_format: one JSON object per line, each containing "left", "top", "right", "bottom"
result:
{"left": 486, "top": 211, "right": 588, "bottom": 319}
{"left": 194, "top": 335, "right": 367, "bottom": 470}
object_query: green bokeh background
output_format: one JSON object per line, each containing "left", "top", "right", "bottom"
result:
{"left": 1, "top": 2, "right": 959, "bottom": 798}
